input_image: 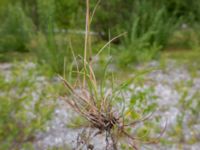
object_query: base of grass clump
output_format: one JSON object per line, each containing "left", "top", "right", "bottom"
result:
{"left": 60, "top": 73, "right": 165, "bottom": 150}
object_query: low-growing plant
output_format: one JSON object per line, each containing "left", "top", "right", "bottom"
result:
{"left": 0, "top": 62, "right": 57, "bottom": 150}
{"left": 170, "top": 81, "right": 200, "bottom": 145}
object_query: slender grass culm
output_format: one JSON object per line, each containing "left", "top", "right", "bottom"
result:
{"left": 60, "top": 0, "right": 166, "bottom": 149}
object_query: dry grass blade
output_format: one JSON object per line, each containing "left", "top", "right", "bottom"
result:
{"left": 83, "top": 0, "right": 90, "bottom": 88}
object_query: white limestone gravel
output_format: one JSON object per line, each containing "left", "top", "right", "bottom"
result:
{"left": 1, "top": 60, "right": 200, "bottom": 150}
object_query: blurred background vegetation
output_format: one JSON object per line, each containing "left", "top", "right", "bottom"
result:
{"left": 1, "top": 0, "right": 200, "bottom": 73}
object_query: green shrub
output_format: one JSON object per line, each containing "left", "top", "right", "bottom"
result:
{"left": 164, "top": 0, "right": 200, "bottom": 23}
{"left": 186, "top": 25, "right": 200, "bottom": 51}
{"left": 55, "top": 0, "right": 79, "bottom": 28}
{"left": 90, "top": 0, "right": 134, "bottom": 39}
{"left": 0, "top": 62, "right": 56, "bottom": 150}
{"left": 25, "top": 0, "right": 74, "bottom": 75}
{"left": 36, "top": 0, "right": 55, "bottom": 33}
{"left": 119, "top": 0, "right": 178, "bottom": 65}
{"left": 0, "top": 3, "right": 34, "bottom": 52}
{"left": 28, "top": 31, "right": 71, "bottom": 75}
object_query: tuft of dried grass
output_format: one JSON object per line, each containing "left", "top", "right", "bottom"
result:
{"left": 60, "top": 75, "right": 166, "bottom": 149}
{"left": 59, "top": 0, "right": 166, "bottom": 149}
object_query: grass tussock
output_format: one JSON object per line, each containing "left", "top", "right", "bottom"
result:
{"left": 60, "top": 0, "right": 166, "bottom": 149}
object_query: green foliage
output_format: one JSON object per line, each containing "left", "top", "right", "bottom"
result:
{"left": 90, "top": 0, "right": 135, "bottom": 39}
{"left": 119, "top": 0, "right": 178, "bottom": 65}
{"left": 37, "top": 0, "right": 55, "bottom": 33}
{"left": 26, "top": 0, "right": 75, "bottom": 75}
{"left": 0, "top": 62, "right": 56, "bottom": 150}
{"left": 1, "top": 0, "right": 200, "bottom": 66}
{"left": 0, "top": 3, "right": 34, "bottom": 52}
{"left": 129, "top": 87, "right": 157, "bottom": 115}
{"left": 28, "top": 31, "right": 71, "bottom": 75}
{"left": 166, "top": 82, "right": 200, "bottom": 145}
{"left": 183, "top": 25, "right": 200, "bottom": 50}
{"left": 164, "top": 0, "right": 200, "bottom": 23}
{"left": 55, "top": 0, "right": 79, "bottom": 28}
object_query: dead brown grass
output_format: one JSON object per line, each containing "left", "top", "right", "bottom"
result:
{"left": 59, "top": 0, "right": 166, "bottom": 149}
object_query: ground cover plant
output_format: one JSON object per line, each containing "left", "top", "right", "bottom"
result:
{"left": 0, "top": 62, "right": 61, "bottom": 150}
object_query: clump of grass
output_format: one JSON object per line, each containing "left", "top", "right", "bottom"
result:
{"left": 60, "top": 0, "right": 165, "bottom": 149}
{"left": 60, "top": 74, "right": 165, "bottom": 149}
